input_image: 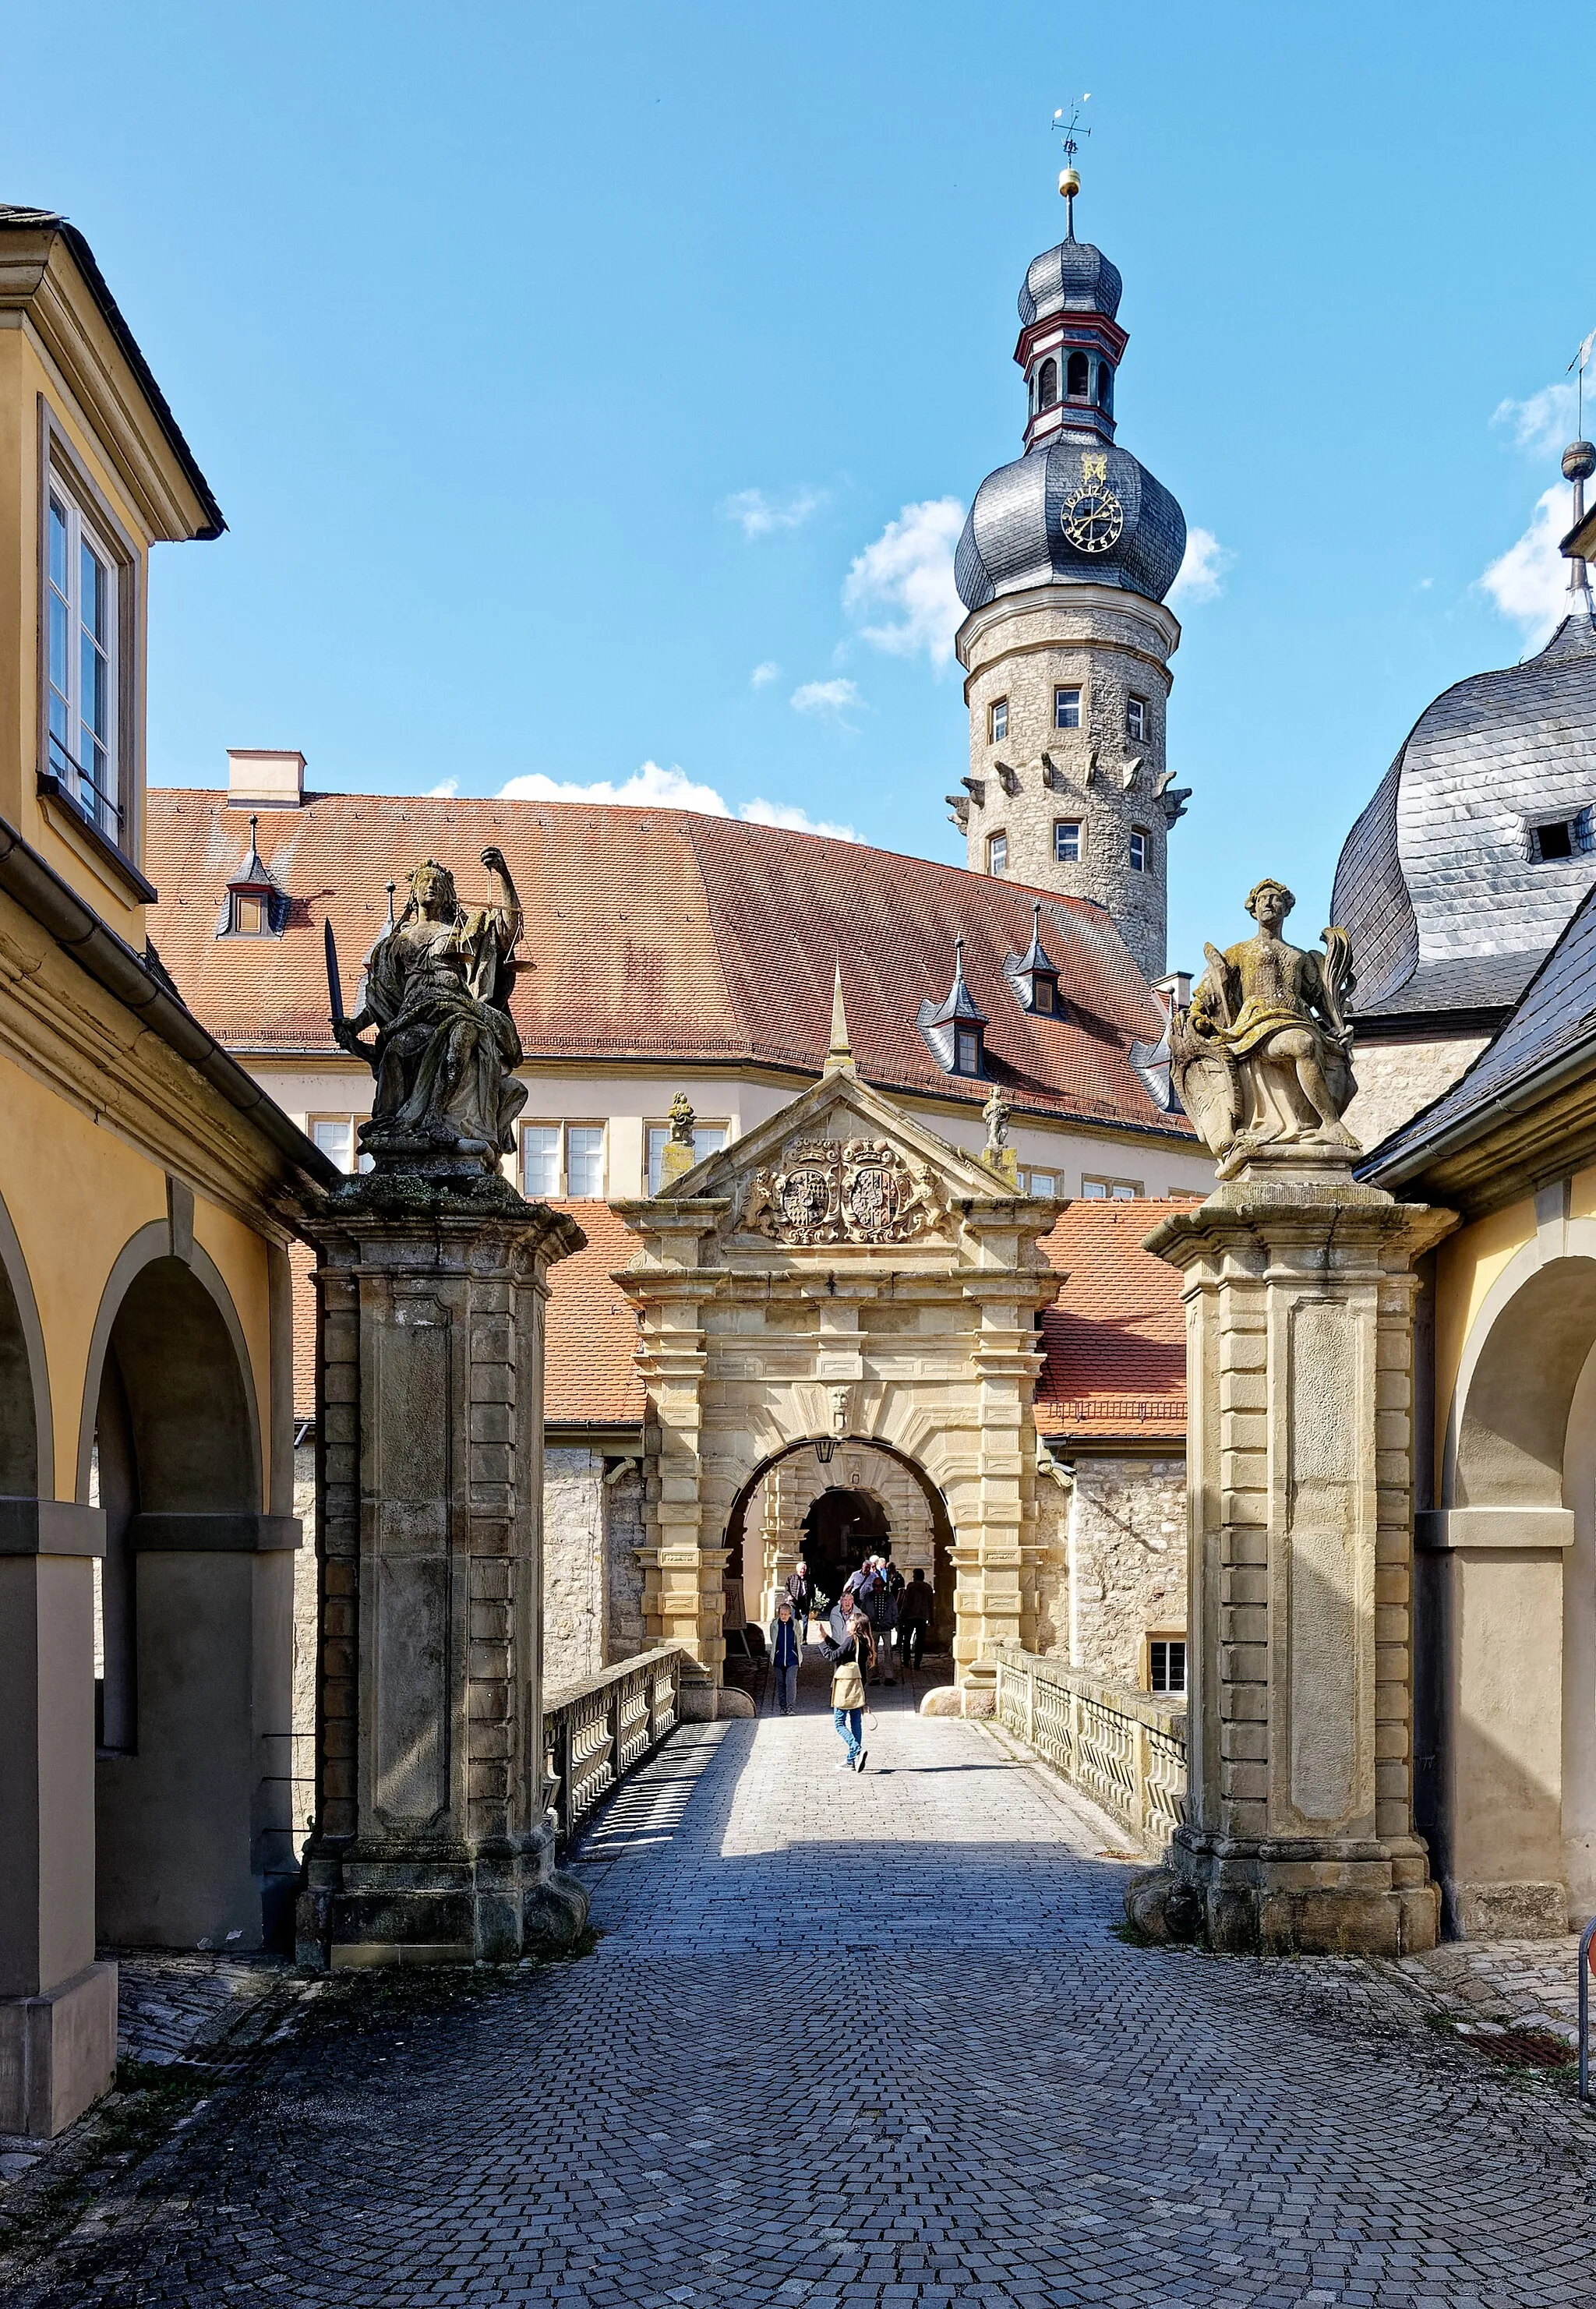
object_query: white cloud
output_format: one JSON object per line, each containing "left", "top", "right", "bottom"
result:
{"left": 790, "top": 677, "right": 860, "bottom": 718}
{"left": 1168, "top": 526, "right": 1234, "bottom": 607}
{"left": 1493, "top": 382, "right": 1580, "bottom": 458}
{"left": 722, "top": 486, "right": 824, "bottom": 538}
{"left": 843, "top": 498, "right": 966, "bottom": 666}
{"left": 1478, "top": 483, "right": 1579, "bottom": 644}
{"left": 750, "top": 660, "right": 780, "bottom": 687}
{"left": 426, "top": 776, "right": 459, "bottom": 797}
{"left": 496, "top": 757, "right": 855, "bottom": 840}
{"left": 740, "top": 796, "right": 856, "bottom": 840}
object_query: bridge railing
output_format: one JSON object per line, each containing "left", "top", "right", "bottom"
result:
{"left": 543, "top": 1645, "right": 687, "bottom": 1852}
{"left": 994, "top": 1642, "right": 1187, "bottom": 1855}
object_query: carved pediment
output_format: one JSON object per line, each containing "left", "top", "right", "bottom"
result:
{"left": 740, "top": 1136, "right": 948, "bottom": 1247}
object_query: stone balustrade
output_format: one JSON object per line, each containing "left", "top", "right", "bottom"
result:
{"left": 994, "top": 1643, "right": 1187, "bottom": 1854}
{"left": 543, "top": 1646, "right": 687, "bottom": 1850}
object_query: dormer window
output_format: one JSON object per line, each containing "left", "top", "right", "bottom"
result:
{"left": 219, "top": 815, "right": 284, "bottom": 937}
{"left": 1534, "top": 819, "right": 1575, "bottom": 861}
{"left": 1036, "top": 357, "right": 1058, "bottom": 409}
{"left": 1004, "top": 898, "right": 1065, "bottom": 1020}
{"left": 916, "top": 934, "right": 987, "bottom": 1077}
{"left": 1066, "top": 351, "right": 1089, "bottom": 398}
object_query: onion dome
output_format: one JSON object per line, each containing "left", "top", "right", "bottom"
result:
{"left": 955, "top": 204, "right": 1185, "bottom": 613}
{"left": 1019, "top": 238, "right": 1123, "bottom": 326}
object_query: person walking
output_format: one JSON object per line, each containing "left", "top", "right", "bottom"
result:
{"left": 898, "top": 1566, "right": 932, "bottom": 1672}
{"left": 862, "top": 1554, "right": 899, "bottom": 1685}
{"left": 821, "top": 1607, "right": 873, "bottom": 1771}
{"left": 785, "top": 1555, "right": 815, "bottom": 1640}
{"left": 768, "top": 1597, "right": 803, "bottom": 1715}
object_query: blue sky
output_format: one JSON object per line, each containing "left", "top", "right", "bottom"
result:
{"left": 8, "top": 2, "right": 1594, "bottom": 969}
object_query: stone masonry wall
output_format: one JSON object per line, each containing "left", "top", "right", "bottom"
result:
{"left": 544, "top": 1447, "right": 606, "bottom": 1689}
{"left": 292, "top": 1441, "right": 316, "bottom": 1846}
{"left": 604, "top": 1464, "right": 648, "bottom": 1663}
{"left": 1343, "top": 1034, "right": 1491, "bottom": 1153}
{"left": 1066, "top": 1453, "right": 1187, "bottom": 1688}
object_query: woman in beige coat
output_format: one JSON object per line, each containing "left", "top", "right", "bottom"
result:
{"left": 821, "top": 1608, "right": 874, "bottom": 1773}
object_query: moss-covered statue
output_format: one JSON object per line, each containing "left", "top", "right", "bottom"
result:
{"left": 332, "top": 847, "right": 528, "bottom": 1173}
{"left": 1171, "top": 877, "right": 1358, "bottom": 1177}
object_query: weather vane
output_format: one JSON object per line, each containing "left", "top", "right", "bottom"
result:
{"left": 1570, "top": 325, "right": 1596, "bottom": 440}
{"left": 1053, "top": 95, "right": 1091, "bottom": 235}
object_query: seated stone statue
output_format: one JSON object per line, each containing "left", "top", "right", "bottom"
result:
{"left": 1171, "top": 877, "right": 1358, "bottom": 1175}
{"left": 336, "top": 846, "right": 528, "bottom": 1173}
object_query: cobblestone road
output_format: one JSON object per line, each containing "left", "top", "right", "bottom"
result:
{"left": 10, "top": 1671, "right": 1596, "bottom": 2307}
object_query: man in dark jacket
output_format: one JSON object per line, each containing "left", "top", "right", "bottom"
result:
{"left": 897, "top": 1566, "right": 933, "bottom": 1670}
{"left": 768, "top": 1598, "right": 803, "bottom": 1714}
{"left": 784, "top": 1555, "right": 814, "bottom": 1636}
{"left": 861, "top": 1554, "right": 899, "bottom": 1685}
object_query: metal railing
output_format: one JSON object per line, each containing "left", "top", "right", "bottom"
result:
{"left": 994, "top": 1642, "right": 1188, "bottom": 1854}
{"left": 542, "top": 1645, "right": 686, "bottom": 1851}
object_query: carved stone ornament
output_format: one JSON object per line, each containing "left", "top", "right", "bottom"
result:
{"left": 740, "top": 1138, "right": 947, "bottom": 1245}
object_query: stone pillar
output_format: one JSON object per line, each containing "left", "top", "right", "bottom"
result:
{"left": 0, "top": 1500, "right": 118, "bottom": 2139}
{"left": 296, "top": 1179, "right": 590, "bottom": 1968}
{"left": 1139, "top": 1156, "right": 1454, "bottom": 1955}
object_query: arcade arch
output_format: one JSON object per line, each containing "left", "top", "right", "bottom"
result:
{"left": 1421, "top": 1234, "right": 1596, "bottom": 1933}
{"left": 730, "top": 1437, "right": 955, "bottom": 1651}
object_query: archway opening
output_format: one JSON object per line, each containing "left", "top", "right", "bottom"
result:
{"left": 0, "top": 1257, "right": 40, "bottom": 1495}
{"left": 801, "top": 1485, "right": 890, "bottom": 1612}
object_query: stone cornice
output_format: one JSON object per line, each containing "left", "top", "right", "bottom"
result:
{"left": 956, "top": 581, "right": 1181, "bottom": 676}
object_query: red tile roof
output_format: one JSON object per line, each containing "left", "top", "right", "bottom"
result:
{"left": 144, "top": 789, "right": 1191, "bottom": 1137}
{"left": 1036, "top": 1198, "right": 1190, "bottom": 1442}
{"left": 288, "top": 1200, "right": 644, "bottom": 1428}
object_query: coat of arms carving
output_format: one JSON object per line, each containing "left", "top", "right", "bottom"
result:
{"left": 740, "top": 1138, "right": 945, "bottom": 1246}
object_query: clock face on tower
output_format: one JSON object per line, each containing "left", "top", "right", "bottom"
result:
{"left": 1061, "top": 479, "right": 1125, "bottom": 554}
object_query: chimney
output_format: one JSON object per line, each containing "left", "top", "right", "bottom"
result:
{"left": 227, "top": 749, "right": 305, "bottom": 809}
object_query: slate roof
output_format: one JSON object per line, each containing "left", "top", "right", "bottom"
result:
{"left": 955, "top": 435, "right": 1186, "bottom": 612}
{"left": 1332, "top": 610, "right": 1596, "bottom": 1019}
{"left": 0, "top": 207, "right": 224, "bottom": 536}
{"left": 1020, "top": 235, "right": 1124, "bottom": 325}
{"left": 1034, "top": 1198, "right": 1188, "bottom": 1442}
{"left": 1365, "top": 877, "right": 1596, "bottom": 1177}
{"left": 143, "top": 789, "right": 1192, "bottom": 1136}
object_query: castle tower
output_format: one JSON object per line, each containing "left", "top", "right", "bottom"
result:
{"left": 950, "top": 179, "right": 1188, "bottom": 981}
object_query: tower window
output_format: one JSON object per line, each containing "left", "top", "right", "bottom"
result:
{"left": 987, "top": 831, "right": 1008, "bottom": 877}
{"left": 1054, "top": 821, "right": 1081, "bottom": 864}
{"left": 1054, "top": 687, "right": 1082, "bottom": 730}
{"left": 1036, "top": 357, "right": 1058, "bottom": 410}
{"left": 1097, "top": 362, "right": 1114, "bottom": 413}
{"left": 989, "top": 697, "right": 1008, "bottom": 743}
{"left": 1126, "top": 694, "right": 1147, "bottom": 742}
{"left": 954, "top": 1026, "right": 981, "bottom": 1075}
{"left": 1066, "top": 350, "right": 1089, "bottom": 398}
{"left": 1129, "top": 828, "right": 1150, "bottom": 873}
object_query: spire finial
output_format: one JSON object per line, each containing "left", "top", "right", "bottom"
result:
{"left": 955, "top": 932, "right": 966, "bottom": 981}
{"left": 249, "top": 811, "right": 259, "bottom": 845}
{"left": 824, "top": 959, "right": 855, "bottom": 1075}
{"left": 1053, "top": 95, "right": 1090, "bottom": 239}
{"left": 385, "top": 878, "right": 397, "bottom": 927}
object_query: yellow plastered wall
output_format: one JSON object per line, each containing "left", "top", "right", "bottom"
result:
{"left": 0, "top": 1049, "right": 274, "bottom": 1502}
{"left": 1432, "top": 1195, "right": 1535, "bottom": 1500}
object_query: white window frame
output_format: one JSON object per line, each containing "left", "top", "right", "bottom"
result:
{"left": 1054, "top": 686, "right": 1082, "bottom": 731}
{"left": 309, "top": 1114, "right": 373, "bottom": 1175}
{"left": 1081, "top": 1174, "right": 1142, "bottom": 1200}
{"left": 1129, "top": 827, "right": 1149, "bottom": 873}
{"left": 1021, "top": 1167, "right": 1060, "bottom": 1198}
{"left": 1148, "top": 1636, "right": 1187, "bottom": 1696}
{"left": 1054, "top": 820, "right": 1081, "bottom": 865}
{"left": 1125, "top": 694, "right": 1147, "bottom": 743}
{"left": 564, "top": 1122, "right": 607, "bottom": 1198}
{"left": 647, "top": 1121, "right": 728, "bottom": 1195}
{"left": 989, "top": 697, "right": 1008, "bottom": 744}
{"left": 46, "top": 477, "right": 121, "bottom": 841}
{"left": 987, "top": 830, "right": 1008, "bottom": 877}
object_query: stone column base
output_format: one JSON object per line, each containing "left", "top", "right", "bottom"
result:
{"left": 0, "top": 1961, "right": 118, "bottom": 2141}
{"left": 1128, "top": 1828, "right": 1439, "bottom": 1957}
{"left": 297, "top": 1823, "right": 588, "bottom": 1970}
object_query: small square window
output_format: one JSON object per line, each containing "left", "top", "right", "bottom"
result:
{"left": 987, "top": 831, "right": 1008, "bottom": 877}
{"left": 1126, "top": 694, "right": 1147, "bottom": 743}
{"left": 1149, "top": 1638, "right": 1187, "bottom": 1696}
{"left": 1028, "top": 1169, "right": 1058, "bottom": 1197}
{"left": 954, "top": 1026, "right": 981, "bottom": 1075}
{"left": 1129, "top": 828, "right": 1149, "bottom": 873}
{"left": 990, "top": 697, "right": 1008, "bottom": 744}
{"left": 1054, "top": 821, "right": 1081, "bottom": 865}
{"left": 1534, "top": 819, "right": 1574, "bottom": 862}
{"left": 1054, "top": 687, "right": 1082, "bottom": 730}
